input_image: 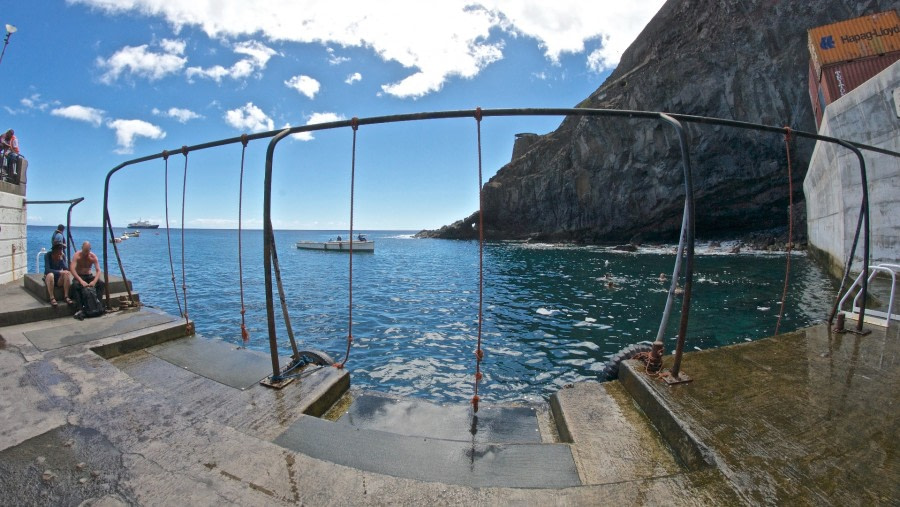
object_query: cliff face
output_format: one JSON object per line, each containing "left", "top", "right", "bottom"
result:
{"left": 427, "top": 0, "right": 893, "bottom": 242}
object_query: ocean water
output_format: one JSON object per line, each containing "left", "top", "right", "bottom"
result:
{"left": 29, "top": 226, "right": 837, "bottom": 403}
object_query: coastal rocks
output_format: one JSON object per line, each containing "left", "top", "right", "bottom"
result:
{"left": 423, "top": 0, "right": 893, "bottom": 243}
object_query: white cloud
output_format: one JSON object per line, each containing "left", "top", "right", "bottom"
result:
{"left": 224, "top": 102, "right": 274, "bottom": 132}
{"left": 284, "top": 75, "right": 320, "bottom": 99}
{"left": 51, "top": 105, "right": 106, "bottom": 127}
{"left": 107, "top": 119, "right": 166, "bottom": 154}
{"left": 327, "top": 47, "right": 350, "bottom": 65}
{"left": 186, "top": 39, "right": 278, "bottom": 82}
{"left": 345, "top": 72, "right": 362, "bottom": 85}
{"left": 72, "top": 1, "right": 664, "bottom": 96}
{"left": 97, "top": 38, "right": 187, "bottom": 83}
{"left": 152, "top": 107, "right": 202, "bottom": 123}
{"left": 285, "top": 112, "right": 346, "bottom": 141}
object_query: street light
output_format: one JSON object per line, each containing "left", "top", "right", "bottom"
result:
{"left": 0, "top": 24, "right": 17, "bottom": 66}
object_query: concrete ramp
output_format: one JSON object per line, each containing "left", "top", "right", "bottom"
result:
{"left": 24, "top": 311, "right": 177, "bottom": 351}
{"left": 147, "top": 336, "right": 278, "bottom": 390}
{"left": 274, "top": 415, "right": 580, "bottom": 488}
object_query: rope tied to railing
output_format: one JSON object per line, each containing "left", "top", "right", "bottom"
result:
{"left": 238, "top": 134, "right": 250, "bottom": 345}
{"left": 336, "top": 118, "right": 360, "bottom": 370}
{"left": 775, "top": 127, "right": 794, "bottom": 336}
{"left": 162, "top": 150, "right": 184, "bottom": 317}
{"left": 472, "top": 107, "right": 485, "bottom": 413}
{"left": 179, "top": 146, "right": 191, "bottom": 331}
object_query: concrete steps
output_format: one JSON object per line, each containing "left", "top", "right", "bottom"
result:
{"left": 274, "top": 409, "right": 581, "bottom": 488}
{"left": 0, "top": 276, "right": 140, "bottom": 327}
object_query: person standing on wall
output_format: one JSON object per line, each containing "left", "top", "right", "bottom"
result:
{"left": 51, "top": 224, "right": 66, "bottom": 249}
{"left": 0, "top": 129, "right": 23, "bottom": 183}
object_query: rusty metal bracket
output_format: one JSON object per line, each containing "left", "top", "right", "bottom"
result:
{"left": 662, "top": 370, "right": 693, "bottom": 385}
{"left": 259, "top": 375, "right": 296, "bottom": 389}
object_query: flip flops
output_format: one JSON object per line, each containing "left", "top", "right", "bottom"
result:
{"left": 50, "top": 298, "right": 58, "bottom": 307}
{"left": 65, "top": 298, "right": 74, "bottom": 305}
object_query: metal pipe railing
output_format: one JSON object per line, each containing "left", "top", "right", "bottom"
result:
{"left": 24, "top": 197, "right": 84, "bottom": 261}
{"left": 99, "top": 107, "right": 900, "bottom": 385}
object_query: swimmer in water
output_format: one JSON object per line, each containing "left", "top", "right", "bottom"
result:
{"left": 658, "top": 273, "right": 667, "bottom": 283}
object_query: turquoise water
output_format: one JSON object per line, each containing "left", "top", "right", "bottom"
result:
{"left": 29, "top": 226, "right": 836, "bottom": 403}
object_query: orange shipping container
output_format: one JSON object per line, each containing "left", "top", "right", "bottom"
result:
{"left": 808, "top": 10, "right": 900, "bottom": 77}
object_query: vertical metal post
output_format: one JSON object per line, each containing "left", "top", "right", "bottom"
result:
{"left": 659, "top": 114, "right": 695, "bottom": 380}
{"left": 837, "top": 141, "right": 870, "bottom": 331}
{"left": 263, "top": 129, "right": 293, "bottom": 379}
{"left": 65, "top": 197, "right": 83, "bottom": 263}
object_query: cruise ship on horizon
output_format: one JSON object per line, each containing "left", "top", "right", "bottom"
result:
{"left": 127, "top": 218, "right": 159, "bottom": 229}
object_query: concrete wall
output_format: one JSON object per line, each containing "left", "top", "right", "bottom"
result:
{"left": 804, "top": 60, "right": 900, "bottom": 276}
{"left": 0, "top": 184, "right": 27, "bottom": 284}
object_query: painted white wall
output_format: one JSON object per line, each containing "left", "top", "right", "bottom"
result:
{"left": 804, "top": 60, "right": 900, "bottom": 275}
{"left": 0, "top": 189, "right": 27, "bottom": 284}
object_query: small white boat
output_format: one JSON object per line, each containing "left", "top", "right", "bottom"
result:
{"left": 124, "top": 231, "right": 141, "bottom": 237}
{"left": 296, "top": 240, "right": 375, "bottom": 252}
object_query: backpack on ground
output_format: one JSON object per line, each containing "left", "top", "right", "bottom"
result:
{"left": 79, "top": 286, "right": 106, "bottom": 318}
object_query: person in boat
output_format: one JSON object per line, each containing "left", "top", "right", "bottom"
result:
{"left": 357, "top": 234, "right": 367, "bottom": 242}
{"left": 44, "top": 243, "right": 73, "bottom": 307}
{"left": 69, "top": 241, "right": 105, "bottom": 301}
{"left": 336, "top": 235, "right": 342, "bottom": 241}
{"left": 51, "top": 224, "right": 66, "bottom": 249}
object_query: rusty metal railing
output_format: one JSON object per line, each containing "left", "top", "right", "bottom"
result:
{"left": 24, "top": 197, "right": 84, "bottom": 261}
{"left": 100, "top": 107, "right": 900, "bottom": 387}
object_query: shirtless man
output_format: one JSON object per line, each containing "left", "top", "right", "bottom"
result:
{"left": 69, "top": 241, "right": 105, "bottom": 298}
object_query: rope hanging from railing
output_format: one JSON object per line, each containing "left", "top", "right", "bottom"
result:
{"left": 238, "top": 135, "right": 250, "bottom": 346}
{"left": 775, "top": 128, "right": 794, "bottom": 336}
{"left": 472, "top": 107, "right": 485, "bottom": 413}
{"left": 162, "top": 151, "right": 183, "bottom": 317}
{"left": 179, "top": 146, "right": 191, "bottom": 330}
{"left": 337, "top": 118, "right": 359, "bottom": 369}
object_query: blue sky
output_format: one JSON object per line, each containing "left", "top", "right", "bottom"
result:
{"left": 2, "top": 0, "right": 663, "bottom": 230}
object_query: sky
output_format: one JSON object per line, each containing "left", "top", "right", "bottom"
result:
{"left": 2, "top": 0, "right": 665, "bottom": 230}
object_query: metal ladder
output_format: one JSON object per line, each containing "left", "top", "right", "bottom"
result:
{"left": 838, "top": 263, "right": 899, "bottom": 327}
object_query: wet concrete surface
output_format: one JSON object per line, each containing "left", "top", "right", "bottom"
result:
{"left": 145, "top": 335, "right": 279, "bottom": 390}
{"left": 623, "top": 323, "right": 900, "bottom": 504}
{"left": 274, "top": 414, "right": 581, "bottom": 488}
{"left": 0, "top": 424, "right": 135, "bottom": 505}
{"left": 336, "top": 392, "right": 542, "bottom": 443}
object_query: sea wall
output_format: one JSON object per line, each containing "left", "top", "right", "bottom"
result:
{"left": 0, "top": 184, "right": 28, "bottom": 284}
{"left": 804, "top": 60, "right": 900, "bottom": 276}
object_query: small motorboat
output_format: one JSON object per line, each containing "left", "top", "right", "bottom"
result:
{"left": 124, "top": 231, "right": 141, "bottom": 238}
{"left": 296, "top": 239, "right": 375, "bottom": 252}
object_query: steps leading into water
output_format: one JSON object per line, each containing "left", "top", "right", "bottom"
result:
{"left": 0, "top": 276, "right": 140, "bottom": 327}
{"left": 274, "top": 413, "right": 581, "bottom": 488}
{"left": 333, "top": 392, "right": 544, "bottom": 443}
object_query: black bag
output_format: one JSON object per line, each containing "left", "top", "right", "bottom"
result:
{"left": 80, "top": 286, "right": 106, "bottom": 318}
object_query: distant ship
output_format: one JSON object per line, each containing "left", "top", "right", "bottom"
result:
{"left": 127, "top": 219, "right": 159, "bottom": 229}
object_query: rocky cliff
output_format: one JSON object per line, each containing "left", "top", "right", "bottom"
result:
{"left": 422, "top": 0, "right": 894, "bottom": 242}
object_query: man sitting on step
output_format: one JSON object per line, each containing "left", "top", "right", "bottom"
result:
{"left": 44, "top": 243, "right": 73, "bottom": 307}
{"left": 69, "top": 241, "right": 105, "bottom": 305}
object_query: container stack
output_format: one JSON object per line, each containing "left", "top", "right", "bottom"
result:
{"left": 807, "top": 10, "right": 900, "bottom": 129}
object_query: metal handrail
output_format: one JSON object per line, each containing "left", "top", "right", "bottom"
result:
{"left": 24, "top": 197, "right": 84, "bottom": 261}
{"left": 839, "top": 264, "right": 898, "bottom": 327}
{"left": 100, "top": 107, "right": 900, "bottom": 385}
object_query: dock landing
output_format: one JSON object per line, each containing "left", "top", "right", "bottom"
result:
{"left": 0, "top": 275, "right": 896, "bottom": 505}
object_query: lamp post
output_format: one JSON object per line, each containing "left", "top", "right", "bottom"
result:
{"left": 0, "top": 24, "right": 17, "bottom": 66}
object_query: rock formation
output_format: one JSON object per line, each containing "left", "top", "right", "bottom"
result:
{"left": 420, "top": 0, "right": 894, "bottom": 242}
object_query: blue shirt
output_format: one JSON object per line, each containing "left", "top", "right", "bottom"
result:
{"left": 44, "top": 253, "right": 68, "bottom": 275}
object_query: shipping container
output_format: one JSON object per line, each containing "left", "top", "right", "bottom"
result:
{"left": 808, "top": 52, "right": 900, "bottom": 129}
{"left": 808, "top": 10, "right": 900, "bottom": 78}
